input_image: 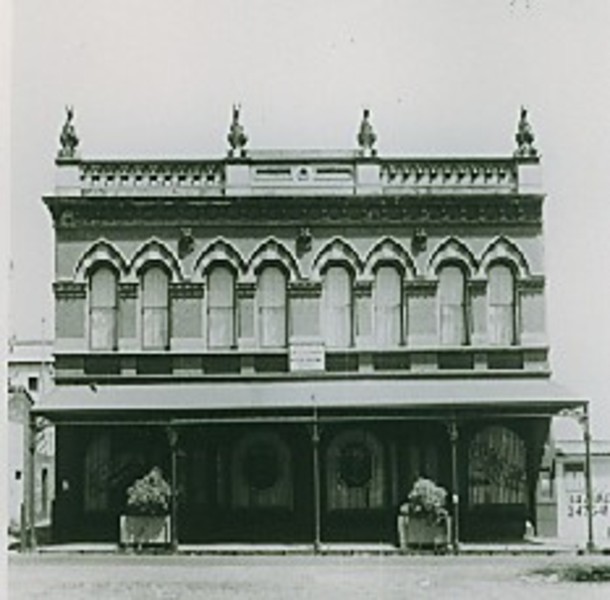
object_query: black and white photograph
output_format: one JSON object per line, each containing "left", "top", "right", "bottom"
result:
{"left": 4, "top": 0, "right": 610, "bottom": 597}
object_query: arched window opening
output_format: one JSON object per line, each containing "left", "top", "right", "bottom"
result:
{"left": 468, "top": 426, "right": 527, "bottom": 505}
{"left": 488, "top": 263, "right": 516, "bottom": 345}
{"left": 323, "top": 266, "right": 353, "bottom": 348}
{"left": 257, "top": 266, "right": 287, "bottom": 348}
{"left": 141, "top": 265, "right": 169, "bottom": 350}
{"left": 89, "top": 265, "right": 118, "bottom": 350}
{"left": 207, "top": 265, "right": 236, "bottom": 349}
{"left": 439, "top": 264, "right": 468, "bottom": 346}
{"left": 374, "top": 265, "right": 403, "bottom": 347}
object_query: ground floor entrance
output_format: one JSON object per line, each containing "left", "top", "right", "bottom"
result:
{"left": 50, "top": 415, "right": 550, "bottom": 545}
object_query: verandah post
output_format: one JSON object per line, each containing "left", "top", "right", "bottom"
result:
{"left": 448, "top": 419, "right": 460, "bottom": 555}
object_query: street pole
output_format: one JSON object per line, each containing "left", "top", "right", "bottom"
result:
{"left": 582, "top": 405, "right": 595, "bottom": 553}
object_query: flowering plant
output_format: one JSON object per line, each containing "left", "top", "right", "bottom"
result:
{"left": 400, "top": 477, "right": 448, "bottom": 524}
{"left": 126, "top": 467, "right": 171, "bottom": 516}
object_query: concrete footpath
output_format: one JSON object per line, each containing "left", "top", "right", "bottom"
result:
{"left": 18, "top": 539, "right": 590, "bottom": 556}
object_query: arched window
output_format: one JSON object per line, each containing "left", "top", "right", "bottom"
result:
{"left": 141, "top": 265, "right": 169, "bottom": 350}
{"left": 257, "top": 266, "right": 287, "bottom": 348}
{"left": 439, "top": 264, "right": 468, "bottom": 345}
{"left": 488, "top": 263, "right": 516, "bottom": 345}
{"left": 89, "top": 265, "right": 118, "bottom": 350}
{"left": 207, "top": 265, "right": 236, "bottom": 349}
{"left": 374, "top": 265, "right": 403, "bottom": 347}
{"left": 468, "top": 426, "right": 527, "bottom": 505}
{"left": 322, "top": 266, "right": 353, "bottom": 348}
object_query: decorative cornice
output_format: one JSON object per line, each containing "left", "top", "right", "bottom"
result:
{"left": 170, "top": 282, "right": 205, "bottom": 299}
{"left": 119, "top": 282, "right": 138, "bottom": 299}
{"left": 54, "top": 281, "right": 86, "bottom": 299}
{"left": 44, "top": 194, "right": 543, "bottom": 229}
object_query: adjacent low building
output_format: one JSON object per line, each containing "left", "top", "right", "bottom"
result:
{"left": 36, "top": 107, "right": 587, "bottom": 547}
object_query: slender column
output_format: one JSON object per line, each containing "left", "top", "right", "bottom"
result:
{"left": 26, "top": 413, "right": 38, "bottom": 551}
{"left": 582, "top": 406, "right": 595, "bottom": 553}
{"left": 311, "top": 398, "right": 322, "bottom": 553}
{"left": 167, "top": 426, "right": 179, "bottom": 551}
{"left": 448, "top": 419, "right": 460, "bottom": 555}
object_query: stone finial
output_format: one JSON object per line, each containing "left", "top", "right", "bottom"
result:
{"left": 227, "top": 104, "right": 248, "bottom": 157}
{"left": 514, "top": 106, "right": 537, "bottom": 158}
{"left": 58, "top": 105, "right": 80, "bottom": 160}
{"left": 357, "top": 108, "right": 377, "bottom": 156}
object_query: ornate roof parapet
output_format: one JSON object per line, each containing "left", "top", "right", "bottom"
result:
{"left": 357, "top": 108, "right": 377, "bottom": 157}
{"left": 514, "top": 106, "right": 538, "bottom": 159}
{"left": 227, "top": 104, "right": 248, "bottom": 158}
{"left": 57, "top": 106, "right": 80, "bottom": 162}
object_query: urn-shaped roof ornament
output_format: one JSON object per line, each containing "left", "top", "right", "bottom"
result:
{"left": 227, "top": 104, "right": 248, "bottom": 157}
{"left": 357, "top": 108, "right": 377, "bottom": 156}
{"left": 58, "top": 105, "right": 80, "bottom": 160}
{"left": 514, "top": 106, "right": 537, "bottom": 158}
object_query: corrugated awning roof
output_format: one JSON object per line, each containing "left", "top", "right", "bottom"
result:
{"left": 34, "top": 377, "right": 585, "bottom": 421}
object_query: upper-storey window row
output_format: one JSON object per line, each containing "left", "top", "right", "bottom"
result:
{"left": 77, "top": 236, "right": 535, "bottom": 352}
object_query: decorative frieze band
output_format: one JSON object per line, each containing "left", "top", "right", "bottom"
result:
{"left": 119, "top": 283, "right": 138, "bottom": 299}
{"left": 54, "top": 281, "right": 86, "bottom": 299}
{"left": 170, "top": 282, "right": 205, "bottom": 299}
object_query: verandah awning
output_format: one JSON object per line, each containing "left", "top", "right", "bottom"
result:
{"left": 34, "top": 377, "right": 586, "bottom": 422}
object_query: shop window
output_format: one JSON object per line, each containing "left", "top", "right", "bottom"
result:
{"left": 374, "top": 266, "right": 403, "bottom": 347}
{"left": 326, "top": 430, "right": 385, "bottom": 510}
{"left": 84, "top": 433, "right": 111, "bottom": 513}
{"left": 439, "top": 265, "right": 468, "bottom": 346}
{"left": 207, "top": 265, "right": 236, "bottom": 349}
{"left": 89, "top": 266, "right": 118, "bottom": 350}
{"left": 488, "top": 263, "right": 516, "bottom": 345}
{"left": 468, "top": 426, "right": 527, "bottom": 505}
{"left": 257, "top": 266, "right": 287, "bottom": 348}
{"left": 141, "top": 265, "right": 170, "bottom": 349}
{"left": 322, "top": 266, "right": 353, "bottom": 348}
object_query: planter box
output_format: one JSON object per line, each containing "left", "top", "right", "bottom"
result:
{"left": 119, "top": 515, "right": 171, "bottom": 548}
{"left": 397, "top": 514, "right": 450, "bottom": 552}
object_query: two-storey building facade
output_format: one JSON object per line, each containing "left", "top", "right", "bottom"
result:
{"left": 37, "top": 107, "right": 585, "bottom": 545}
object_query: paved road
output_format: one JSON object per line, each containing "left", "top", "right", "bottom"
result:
{"left": 8, "top": 552, "right": 610, "bottom": 599}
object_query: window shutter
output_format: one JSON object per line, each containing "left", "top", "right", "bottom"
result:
{"left": 90, "top": 266, "right": 117, "bottom": 350}
{"left": 323, "top": 266, "right": 352, "bottom": 348}
{"left": 488, "top": 264, "right": 515, "bottom": 345}
{"left": 208, "top": 266, "right": 235, "bottom": 348}
{"left": 258, "top": 266, "right": 287, "bottom": 348}
{"left": 142, "top": 266, "right": 169, "bottom": 349}
{"left": 374, "top": 266, "right": 402, "bottom": 347}
{"left": 439, "top": 265, "right": 467, "bottom": 345}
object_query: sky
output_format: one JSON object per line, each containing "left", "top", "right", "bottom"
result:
{"left": 6, "top": 0, "right": 610, "bottom": 437}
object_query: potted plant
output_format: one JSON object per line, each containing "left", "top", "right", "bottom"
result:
{"left": 119, "top": 467, "right": 172, "bottom": 549}
{"left": 397, "top": 477, "right": 450, "bottom": 552}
